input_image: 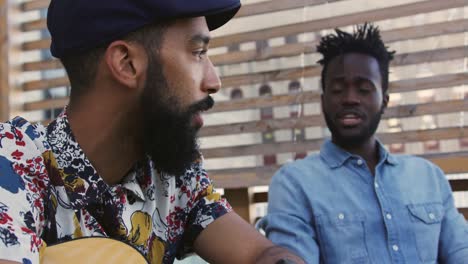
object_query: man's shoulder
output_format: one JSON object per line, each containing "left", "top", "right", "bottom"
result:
{"left": 391, "top": 153, "right": 440, "bottom": 169}
{"left": 389, "top": 153, "right": 446, "bottom": 181}
{"left": 272, "top": 153, "right": 325, "bottom": 184}
{"left": 280, "top": 153, "right": 324, "bottom": 173}
{"left": 0, "top": 117, "right": 50, "bottom": 195}
{"left": 0, "top": 117, "right": 49, "bottom": 159}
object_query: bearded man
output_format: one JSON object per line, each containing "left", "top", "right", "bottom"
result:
{"left": 0, "top": 1, "right": 304, "bottom": 263}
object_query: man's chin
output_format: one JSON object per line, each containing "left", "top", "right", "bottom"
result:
{"left": 332, "top": 131, "right": 371, "bottom": 147}
{"left": 149, "top": 140, "right": 201, "bottom": 176}
{"left": 152, "top": 158, "right": 194, "bottom": 176}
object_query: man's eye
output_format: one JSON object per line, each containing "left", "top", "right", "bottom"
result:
{"left": 330, "top": 85, "right": 343, "bottom": 94}
{"left": 193, "top": 49, "right": 207, "bottom": 59}
{"left": 331, "top": 89, "right": 342, "bottom": 94}
{"left": 359, "top": 88, "right": 370, "bottom": 94}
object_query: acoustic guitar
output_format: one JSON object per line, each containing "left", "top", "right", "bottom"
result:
{"left": 42, "top": 237, "right": 149, "bottom": 264}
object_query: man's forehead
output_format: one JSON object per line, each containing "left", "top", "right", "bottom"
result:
{"left": 327, "top": 53, "right": 381, "bottom": 80}
{"left": 166, "top": 17, "right": 211, "bottom": 40}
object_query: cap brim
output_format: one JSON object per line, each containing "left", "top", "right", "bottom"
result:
{"left": 205, "top": 4, "right": 241, "bottom": 30}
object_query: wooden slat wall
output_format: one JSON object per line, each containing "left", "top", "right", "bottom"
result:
{"left": 0, "top": 0, "right": 8, "bottom": 121}
{"left": 11, "top": 0, "right": 468, "bottom": 220}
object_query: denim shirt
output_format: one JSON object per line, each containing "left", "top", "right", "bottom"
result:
{"left": 263, "top": 139, "right": 468, "bottom": 264}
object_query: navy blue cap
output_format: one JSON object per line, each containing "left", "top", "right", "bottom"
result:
{"left": 47, "top": 0, "right": 241, "bottom": 59}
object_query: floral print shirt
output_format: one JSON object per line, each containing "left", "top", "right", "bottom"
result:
{"left": 0, "top": 111, "right": 232, "bottom": 264}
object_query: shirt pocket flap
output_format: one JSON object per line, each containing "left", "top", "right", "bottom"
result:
{"left": 407, "top": 203, "right": 443, "bottom": 224}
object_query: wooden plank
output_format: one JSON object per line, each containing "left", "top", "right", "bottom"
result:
{"left": 430, "top": 155, "right": 468, "bottom": 175}
{"left": 21, "top": 18, "right": 46, "bottom": 32}
{"left": 22, "top": 45, "right": 468, "bottom": 93}
{"left": 23, "top": 59, "right": 62, "bottom": 72}
{"left": 392, "top": 46, "right": 467, "bottom": 67}
{"left": 0, "top": 0, "right": 9, "bottom": 121}
{"left": 20, "top": 0, "right": 49, "bottom": 12}
{"left": 210, "top": 151, "right": 468, "bottom": 188}
{"left": 389, "top": 72, "right": 468, "bottom": 94}
{"left": 460, "top": 208, "right": 468, "bottom": 220}
{"left": 236, "top": 0, "right": 344, "bottom": 18}
{"left": 212, "top": 18, "right": 468, "bottom": 66}
{"left": 210, "top": 0, "right": 468, "bottom": 48}
{"left": 252, "top": 192, "right": 269, "bottom": 204}
{"left": 211, "top": 166, "right": 280, "bottom": 189}
{"left": 22, "top": 38, "right": 49, "bottom": 51}
{"left": 23, "top": 76, "right": 68, "bottom": 92}
{"left": 202, "top": 127, "right": 466, "bottom": 159}
{"left": 200, "top": 99, "right": 467, "bottom": 137}
{"left": 449, "top": 179, "right": 468, "bottom": 192}
{"left": 382, "top": 18, "right": 468, "bottom": 43}
{"left": 223, "top": 188, "right": 254, "bottom": 223}
{"left": 23, "top": 97, "right": 68, "bottom": 112}
{"left": 223, "top": 65, "right": 320, "bottom": 91}
{"left": 20, "top": 0, "right": 468, "bottom": 51}
{"left": 22, "top": 18, "right": 468, "bottom": 72}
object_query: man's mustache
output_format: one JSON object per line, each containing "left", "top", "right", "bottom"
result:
{"left": 188, "top": 96, "right": 215, "bottom": 114}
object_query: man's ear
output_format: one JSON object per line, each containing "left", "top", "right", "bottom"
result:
{"left": 104, "top": 40, "right": 147, "bottom": 90}
{"left": 320, "top": 93, "right": 325, "bottom": 113}
{"left": 382, "top": 93, "right": 389, "bottom": 113}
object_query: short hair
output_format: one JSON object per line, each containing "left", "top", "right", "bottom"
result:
{"left": 61, "top": 21, "right": 170, "bottom": 103}
{"left": 316, "top": 23, "right": 395, "bottom": 93}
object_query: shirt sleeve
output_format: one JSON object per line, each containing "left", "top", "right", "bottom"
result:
{"left": 435, "top": 166, "right": 468, "bottom": 264}
{"left": 263, "top": 166, "right": 321, "bottom": 263}
{"left": 177, "top": 161, "right": 232, "bottom": 258}
{"left": 0, "top": 124, "right": 47, "bottom": 264}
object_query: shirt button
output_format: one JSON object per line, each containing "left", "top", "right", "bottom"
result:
{"left": 386, "top": 213, "right": 392, "bottom": 220}
{"left": 375, "top": 182, "right": 379, "bottom": 188}
{"left": 392, "top": 245, "right": 399, "bottom": 251}
{"left": 338, "top": 213, "right": 345, "bottom": 220}
{"left": 428, "top": 213, "right": 435, "bottom": 219}
{"left": 357, "top": 159, "right": 363, "bottom": 165}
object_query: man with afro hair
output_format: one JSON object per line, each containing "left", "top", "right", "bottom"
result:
{"left": 262, "top": 23, "right": 468, "bottom": 263}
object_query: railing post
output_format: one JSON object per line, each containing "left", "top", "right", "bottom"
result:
{"left": 0, "top": 0, "right": 9, "bottom": 121}
{"left": 224, "top": 188, "right": 254, "bottom": 224}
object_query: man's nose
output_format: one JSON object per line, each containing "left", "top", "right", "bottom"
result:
{"left": 202, "top": 58, "right": 221, "bottom": 94}
{"left": 342, "top": 88, "right": 361, "bottom": 105}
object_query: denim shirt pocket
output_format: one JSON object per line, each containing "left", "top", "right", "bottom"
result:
{"left": 407, "top": 203, "right": 444, "bottom": 262}
{"left": 315, "top": 212, "right": 369, "bottom": 264}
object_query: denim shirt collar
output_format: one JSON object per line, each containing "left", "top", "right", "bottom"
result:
{"left": 320, "top": 139, "right": 398, "bottom": 169}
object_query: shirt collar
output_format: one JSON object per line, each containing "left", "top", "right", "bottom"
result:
{"left": 46, "top": 109, "right": 149, "bottom": 209}
{"left": 320, "top": 139, "right": 398, "bottom": 169}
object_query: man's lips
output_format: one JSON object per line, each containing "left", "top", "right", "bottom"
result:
{"left": 339, "top": 114, "right": 362, "bottom": 126}
{"left": 336, "top": 111, "right": 364, "bottom": 127}
{"left": 189, "top": 96, "right": 214, "bottom": 129}
{"left": 192, "top": 112, "right": 204, "bottom": 128}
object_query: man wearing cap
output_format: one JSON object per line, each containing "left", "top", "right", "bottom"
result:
{"left": 0, "top": 1, "right": 304, "bottom": 263}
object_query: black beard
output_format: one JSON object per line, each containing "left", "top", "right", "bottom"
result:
{"left": 324, "top": 107, "right": 383, "bottom": 149}
{"left": 140, "top": 56, "right": 214, "bottom": 176}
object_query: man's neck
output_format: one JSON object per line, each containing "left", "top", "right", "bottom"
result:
{"left": 334, "top": 136, "right": 380, "bottom": 175}
{"left": 66, "top": 97, "right": 143, "bottom": 185}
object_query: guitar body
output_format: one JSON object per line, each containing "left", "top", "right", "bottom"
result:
{"left": 42, "top": 237, "right": 149, "bottom": 264}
